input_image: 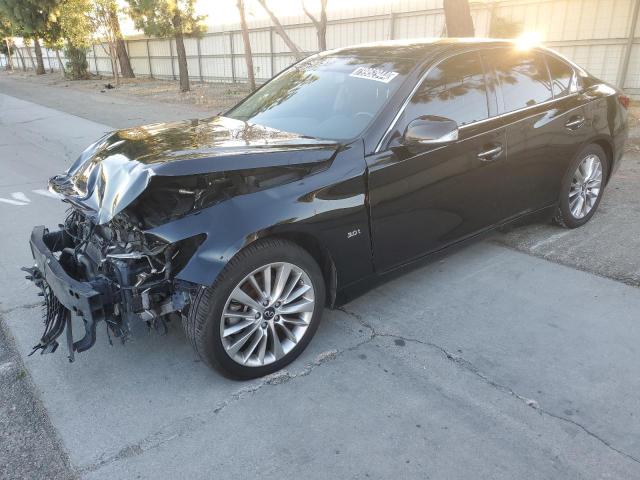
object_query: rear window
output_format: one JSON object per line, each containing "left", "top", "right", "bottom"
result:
{"left": 546, "top": 55, "right": 576, "bottom": 97}
{"left": 486, "top": 49, "right": 553, "bottom": 112}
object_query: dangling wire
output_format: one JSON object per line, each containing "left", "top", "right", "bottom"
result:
{"left": 29, "top": 284, "right": 69, "bottom": 356}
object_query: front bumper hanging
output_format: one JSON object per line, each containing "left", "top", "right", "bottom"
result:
{"left": 24, "top": 226, "right": 111, "bottom": 361}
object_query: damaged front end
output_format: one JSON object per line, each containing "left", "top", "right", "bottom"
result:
{"left": 23, "top": 116, "right": 339, "bottom": 361}
{"left": 25, "top": 209, "right": 202, "bottom": 361}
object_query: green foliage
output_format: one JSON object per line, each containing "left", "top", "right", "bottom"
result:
{"left": 63, "top": 43, "right": 89, "bottom": 78}
{"left": 126, "top": 0, "right": 205, "bottom": 38}
{"left": 489, "top": 16, "right": 522, "bottom": 39}
{"left": 0, "top": 13, "right": 12, "bottom": 36}
{"left": 0, "top": 0, "right": 62, "bottom": 38}
{"left": 1, "top": 14, "right": 13, "bottom": 55}
{"left": 59, "top": 0, "right": 93, "bottom": 48}
{"left": 92, "top": 0, "right": 120, "bottom": 42}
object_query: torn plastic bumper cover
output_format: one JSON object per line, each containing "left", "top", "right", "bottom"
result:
{"left": 24, "top": 223, "right": 195, "bottom": 361}
{"left": 24, "top": 226, "right": 108, "bottom": 360}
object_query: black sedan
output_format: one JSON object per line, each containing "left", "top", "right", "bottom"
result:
{"left": 25, "top": 39, "right": 629, "bottom": 378}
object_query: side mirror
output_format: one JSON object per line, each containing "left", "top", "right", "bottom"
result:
{"left": 403, "top": 115, "right": 459, "bottom": 146}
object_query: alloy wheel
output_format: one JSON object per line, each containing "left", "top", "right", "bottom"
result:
{"left": 220, "top": 262, "right": 316, "bottom": 367}
{"left": 569, "top": 154, "right": 603, "bottom": 219}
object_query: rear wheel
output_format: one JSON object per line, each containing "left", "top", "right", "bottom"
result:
{"left": 184, "top": 238, "right": 325, "bottom": 379}
{"left": 554, "top": 144, "right": 608, "bottom": 228}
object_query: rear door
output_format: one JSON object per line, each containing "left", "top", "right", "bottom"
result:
{"left": 482, "top": 48, "right": 590, "bottom": 213}
{"left": 544, "top": 53, "right": 593, "bottom": 190}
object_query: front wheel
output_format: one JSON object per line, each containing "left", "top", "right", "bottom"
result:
{"left": 184, "top": 238, "right": 325, "bottom": 379}
{"left": 554, "top": 144, "right": 609, "bottom": 228}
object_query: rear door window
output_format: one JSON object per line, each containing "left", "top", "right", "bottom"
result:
{"left": 546, "top": 54, "right": 576, "bottom": 97}
{"left": 487, "top": 50, "right": 553, "bottom": 112}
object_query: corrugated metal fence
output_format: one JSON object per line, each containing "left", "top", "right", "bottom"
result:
{"left": 2, "top": 0, "right": 639, "bottom": 95}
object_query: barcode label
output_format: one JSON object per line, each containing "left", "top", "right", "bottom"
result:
{"left": 349, "top": 67, "right": 399, "bottom": 83}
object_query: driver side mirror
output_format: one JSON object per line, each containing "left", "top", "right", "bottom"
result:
{"left": 403, "top": 115, "right": 459, "bottom": 146}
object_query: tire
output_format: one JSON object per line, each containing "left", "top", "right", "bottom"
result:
{"left": 184, "top": 238, "right": 325, "bottom": 379}
{"left": 554, "top": 144, "right": 609, "bottom": 229}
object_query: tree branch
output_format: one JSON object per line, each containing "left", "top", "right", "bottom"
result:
{"left": 301, "top": 1, "right": 321, "bottom": 29}
{"left": 258, "top": 0, "right": 304, "bottom": 59}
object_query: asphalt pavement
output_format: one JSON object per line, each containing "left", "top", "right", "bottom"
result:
{"left": 1, "top": 77, "right": 639, "bottom": 480}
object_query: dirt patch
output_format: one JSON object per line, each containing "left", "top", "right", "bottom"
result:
{"left": 628, "top": 101, "right": 640, "bottom": 126}
{"left": 628, "top": 101, "right": 640, "bottom": 125}
{"left": 625, "top": 101, "right": 640, "bottom": 154}
{"left": 0, "top": 70, "right": 250, "bottom": 113}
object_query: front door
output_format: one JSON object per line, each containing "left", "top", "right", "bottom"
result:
{"left": 366, "top": 50, "right": 510, "bottom": 271}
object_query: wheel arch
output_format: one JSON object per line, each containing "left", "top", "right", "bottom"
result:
{"left": 256, "top": 231, "right": 338, "bottom": 308}
{"left": 591, "top": 137, "right": 614, "bottom": 182}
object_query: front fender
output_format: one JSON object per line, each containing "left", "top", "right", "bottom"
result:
{"left": 147, "top": 141, "right": 373, "bottom": 289}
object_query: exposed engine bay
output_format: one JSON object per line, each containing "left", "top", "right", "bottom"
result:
{"left": 25, "top": 208, "right": 201, "bottom": 360}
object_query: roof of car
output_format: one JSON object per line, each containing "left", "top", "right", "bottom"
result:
{"left": 326, "top": 38, "right": 517, "bottom": 61}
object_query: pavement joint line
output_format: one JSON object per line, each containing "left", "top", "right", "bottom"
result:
{"left": 5, "top": 119, "right": 83, "bottom": 161}
{"left": 527, "top": 229, "right": 573, "bottom": 250}
{"left": 490, "top": 237, "right": 640, "bottom": 288}
{"left": 0, "top": 301, "right": 43, "bottom": 316}
{"left": 337, "top": 306, "right": 640, "bottom": 467}
{"left": 0, "top": 180, "right": 51, "bottom": 188}
{"left": 14, "top": 115, "right": 62, "bottom": 125}
{"left": 78, "top": 322, "right": 369, "bottom": 474}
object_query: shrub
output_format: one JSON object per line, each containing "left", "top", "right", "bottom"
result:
{"left": 63, "top": 44, "right": 90, "bottom": 79}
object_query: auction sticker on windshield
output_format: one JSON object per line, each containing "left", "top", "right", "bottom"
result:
{"left": 349, "top": 66, "right": 399, "bottom": 83}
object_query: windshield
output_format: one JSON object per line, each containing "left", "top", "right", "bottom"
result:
{"left": 227, "top": 55, "right": 415, "bottom": 140}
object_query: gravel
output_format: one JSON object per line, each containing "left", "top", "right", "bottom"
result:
{"left": 0, "top": 313, "right": 75, "bottom": 480}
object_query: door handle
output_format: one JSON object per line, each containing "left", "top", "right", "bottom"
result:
{"left": 565, "top": 116, "right": 585, "bottom": 130}
{"left": 477, "top": 144, "right": 503, "bottom": 162}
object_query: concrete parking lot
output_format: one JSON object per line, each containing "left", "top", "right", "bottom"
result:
{"left": 1, "top": 75, "right": 640, "bottom": 479}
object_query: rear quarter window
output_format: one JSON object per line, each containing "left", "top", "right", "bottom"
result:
{"left": 546, "top": 54, "right": 577, "bottom": 97}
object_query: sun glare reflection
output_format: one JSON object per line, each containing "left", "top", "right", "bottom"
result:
{"left": 515, "top": 31, "right": 543, "bottom": 50}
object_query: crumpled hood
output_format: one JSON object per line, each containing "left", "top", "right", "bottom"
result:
{"left": 49, "top": 116, "right": 339, "bottom": 224}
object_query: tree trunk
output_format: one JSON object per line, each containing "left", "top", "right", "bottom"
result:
{"left": 55, "top": 49, "right": 65, "bottom": 76}
{"left": 443, "top": 0, "right": 475, "bottom": 37}
{"left": 237, "top": 0, "right": 256, "bottom": 91}
{"left": 172, "top": 12, "right": 190, "bottom": 92}
{"left": 257, "top": 0, "right": 304, "bottom": 60}
{"left": 302, "top": 0, "right": 328, "bottom": 51}
{"left": 108, "top": 8, "right": 135, "bottom": 78}
{"left": 317, "top": 0, "right": 327, "bottom": 51}
{"left": 25, "top": 44, "right": 36, "bottom": 70}
{"left": 115, "top": 39, "right": 135, "bottom": 78}
{"left": 108, "top": 43, "right": 120, "bottom": 85}
{"left": 15, "top": 46, "right": 26, "bottom": 71}
{"left": 4, "top": 39, "right": 13, "bottom": 70}
{"left": 33, "top": 38, "right": 46, "bottom": 74}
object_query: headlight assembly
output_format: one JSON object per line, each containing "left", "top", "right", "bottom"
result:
{"left": 122, "top": 166, "right": 310, "bottom": 229}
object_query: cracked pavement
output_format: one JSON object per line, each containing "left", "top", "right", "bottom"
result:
{"left": 1, "top": 77, "right": 640, "bottom": 479}
{"left": 338, "top": 306, "right": 640, "bottom": 466}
